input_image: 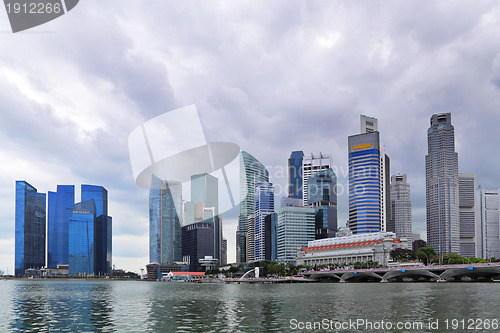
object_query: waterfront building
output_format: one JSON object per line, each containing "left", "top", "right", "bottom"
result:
{"left": 221, "top": 238, "right": 227, "bottom": 265}
{"left": 425, "top": 113, "right": 460, "bottom": 254}
{"left": 237, "top": 151, "right": 269, "bottom": 263}
{"left": 181, "top": 221, "right": 215, "bottom": 272}
{"left": 280, "top": 197, "right": 303, "bottom": 208}
{"left": 302, "top": 153, "right": 332, "bottom": 207}
{"left": 348, "top": 115, "right": 390, "bottom": 234}
{"left": 246, "top": 215, "right": 255, "bottom": 262}
{"left": 307, "top": 168, "right": 338, "bottom": 239}
{"left": 146, "top": 263, "right": 189, "bottom": 280}
{"left": 478, "top": 188, "right": 500, "bottom": 259}
{"left": 150, "top": 175, "right": 183, "bottom": 263}
{"left": 15, "top": 181, "right": 46, "bottom": 276}
{"left": 296, "top": 232, "right": 408, "bottom": 267}
{"left": 458, "top": 174, "right": 477, "bottom": 257}
{"left": 47, "top": 185, "right": 75, "bottom": 268}
{"left": 288, "top": 151, "right": 304, "bottom": 199}
{"left": 254, "top": 182, "right": 275, "bottom": 261}
{"left": 265, "top": 213, "right": 278, "bottom": 262}
{"left": 69, "top": 200, "right": 96, "bottom": 275}
{"left": 81, "top": 185, "right": 112, "bottom": 276}
{"left": 390, "top": 174, "right": 412, "bottom": 249}
{"left": 276, "top": 206, "right": 315, "bottom": 264}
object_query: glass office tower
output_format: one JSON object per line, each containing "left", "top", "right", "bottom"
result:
{"left": 307, "top": 168, "right": 338, "bottom": 239}
{"left": 254, "top": 182, "right": 274, "bottom": 261}
{"left": 69, "top": 200, "right": 96, "bottom": 276}
{"left": 15, "top": 181, "right": 46, "bottom": 276}
{"left": 288, "top": 151, "right": 304, "bottom": 199}
{"left": 81, "top": 185, "right": 112, "bottom": 275}
{"left": 237, "top": 151, "right": 269, "bottom": 263}
{"left": 425, "top": 113, "right": 460, "bottom": 254}
{"left": 47, "top": 185, "right": 75, "bottom": 268}
{"left": 150, "top": 175, "right": 182, "bottom": 264}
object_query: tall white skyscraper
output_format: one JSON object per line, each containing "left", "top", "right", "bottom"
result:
{"left": 425, "top": 113, "right": 460, "bottom": 254}
{"left": 390, "top": 174, "right": 412, "bottom": 248}
{"left": 478, "top": 188, "right": 500, "bottom": 259}
{"left": 302, "top": 153, "right": 331, "bottom": 207}
{"left": 458, "top": 174, "right": 477, "bottom": 257}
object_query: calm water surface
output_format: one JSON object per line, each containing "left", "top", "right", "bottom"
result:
{"left": 0, "top": 280, "right": 499, "bottom": 332}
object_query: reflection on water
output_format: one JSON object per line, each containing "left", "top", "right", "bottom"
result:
{"left": 1, "top": 280, "right": 500, "bottom": 332}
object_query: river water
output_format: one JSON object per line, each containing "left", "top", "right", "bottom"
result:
{"left": 1, "top": 280, "right": 499, "bottom": 332}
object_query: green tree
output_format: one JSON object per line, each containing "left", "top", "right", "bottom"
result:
{"left": 416, "top": 247, "right": 437, "bottom": 265}
{"left": 390, "top": 248, "right": 417, "bottom": 262}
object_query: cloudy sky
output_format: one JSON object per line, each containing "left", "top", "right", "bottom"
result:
{"left": 1, "top": 1, "right": 500, "bottom": 273}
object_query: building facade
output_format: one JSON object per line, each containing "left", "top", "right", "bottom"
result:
{"left": 478, "top": 188, "right": 500, "bottom": 259}
{"left": 149, "top": 175, "right": 183, "bottom": 264}
{"left": 237, "top": 151, "right": 269, "bottom": 263}
{"left": 302, "top": 153, "right": 332, "bottom": 207}
{"left": 425, "top": 113, "right": 460, "bottom": 254}
{"left": 69, "top": 200, "right": 96, "bottom": 276}
{"left": 288, "top": 150, "right": 304, "bottom": 199}
{"left": 296, "top": 232, "right": 408, "bottom": 267}
{"left": 15, "top": 181, "right": 46, "bottom": 276}
{"left": 276, "top": 206, "right": 316, "bottom": 264}
{"left": 48, "top": 185, "right": 75, "bottom": 268}
{"left": 307, "top": 168, "right": 338, "bottom": 239}
{"left": 181, "top": 221, "right": 215, "bottom": 272}
{"left": 254, "top": 182, "right": 274, "bottom": 261}
{"left": 246, "top": 215, "right": 255, "bottom": 262}
{"left": 458, "top": 174, "right": 477, "bottom": 257}
{"left": 265, "top": 213, "right": 278, "bottom": 262}
{"left": 390, "top": 174, "right": 412, "bottom": 249}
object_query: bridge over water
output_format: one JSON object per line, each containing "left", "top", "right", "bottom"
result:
{"left": 303, "top": 263, "right": 500, "bottom": 282}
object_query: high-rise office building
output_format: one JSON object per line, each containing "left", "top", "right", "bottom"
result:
{"left": 288, "top": 151, "right": 304, "bottom": 199}
{"left": 81, "top": 185, "right": 112, "bottom": 275}
{"left": 307, "top": 168, "right": 337, "bottom": 239}
{"left": 221, "top": 238, "right": 227, "bottom": 265}
{"left": 276, "top": 206, "right": 315, "bottom": 264}
{"left": 478, "top": 188, "right": 499, "bottom": 259}
{"left": 302, "top": 153, "right": 332, "bottom": 207}
{"left": 149, "top": 175, "right": 182, "bottom": 263}
{"left": 237, "top": 151, "right": 269, "bottom": 263}
{"left": 181, "top": 221, "right": 215, "bottom": 271}
{"left": 69, "top": 199, "right": 96, "bottom": 276}
{"left": 246, "top": 215, "right": 255, "bottom": 262}
{"left": 47, "top": 185, "right": 75, "bottom": 268}
{"left": 426, "top": 113, "right": 460, "bottom": 254}
{"left": 348, "top": 115, "right": 390, "bottom": 234}
{"left": 254, "top": 182, "right": 274, "bottom": 261}
{"left": 265, "top": 212, "right": 278, "bottom": 262}
{"left": 15, "top": 181, "right": 46, "bottom": 276}
{"left": 191, "top": 173, "right": 218, "bottom": 214}
{"left": 458, "top": 174, "right": 477, "bottom": 258}
{"left": 390, "top": 174, "right": 412, "bottom": 249}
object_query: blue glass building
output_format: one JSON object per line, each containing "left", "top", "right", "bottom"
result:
{"left": 150, "top": 175, "right": 182, "bottom": 264}
{"left": 307, "top": 168, "right": 338, "bottom": 239}
{"left": 69, "top": 200, "right": 96, "bottom": 276}
{"left": 288, "top": 151, "right": 304, "bottom": 199}
{"left": 238, "top": 151, "right": 269, "bottom": 263}
{"left": 265, "top": 213, "right": 278, "bottom": 262}
{"left": 254, "top": 182, "right": 274, "bottom": 261}
{"left": 82, "top": 185, "right": 108, "bottom": 216}
{"left": 15, "top": 181, "right": 46, "bottom": 276}
{"left": 47, "top": 185, "right": 75, "bottom": 268}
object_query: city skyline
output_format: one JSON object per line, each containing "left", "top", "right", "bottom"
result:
{"left": 3, "top": 2, "right": 500, "bottom": 273}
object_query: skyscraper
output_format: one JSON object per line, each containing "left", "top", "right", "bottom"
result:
{"left": 254, "top": 182, "right": 274, "bottom": 261}
{"left": 288, "top": 151, "right": 304, "bottom": 199}
{"left": 276, "top": 206, "right": 315, "bottom": 264}
{"left": 458, "top": 174, "right": 477, "bottom": 258}
{"left": 478, "top": 188, "right": 499, "bottom": 259}
{"left": 81, "top": 185, "right": 112, "bottom": 275}
{"left": 15, "top": 181, "right": 46, "bottom": 276}
{"left": 390, "top": 174, "right": 412, "bottom": 249}
{"left": 149, "top": 175, "right": 182, "bottom": 264}
{"left": 191, "top": 173, "right": 218, "bottom": 214}
{"left": 348, "top": 115, "right": 390, "bottom": 234}
{"left": 181, "top": 221, "right": 215, "bottom": 271}
{"left": 47, "top": 185, "right": 75, "bottom": 268}
{"left": 426, "top": 113, "right": 460, "bottom": 254}
{"left": 69, "top": 199, "right": 96, "bottom": 276}
{"left": 237, "top": 151, "right": 269, "bottom": 263}
{"left": 302, "top": 153, "right": 332, "bottom": 207}
{"left": 307, "top": 168, "right": 338, "bottom": 239}
{"left": 246, "top": 215, "right": 255, "bottom": 262}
